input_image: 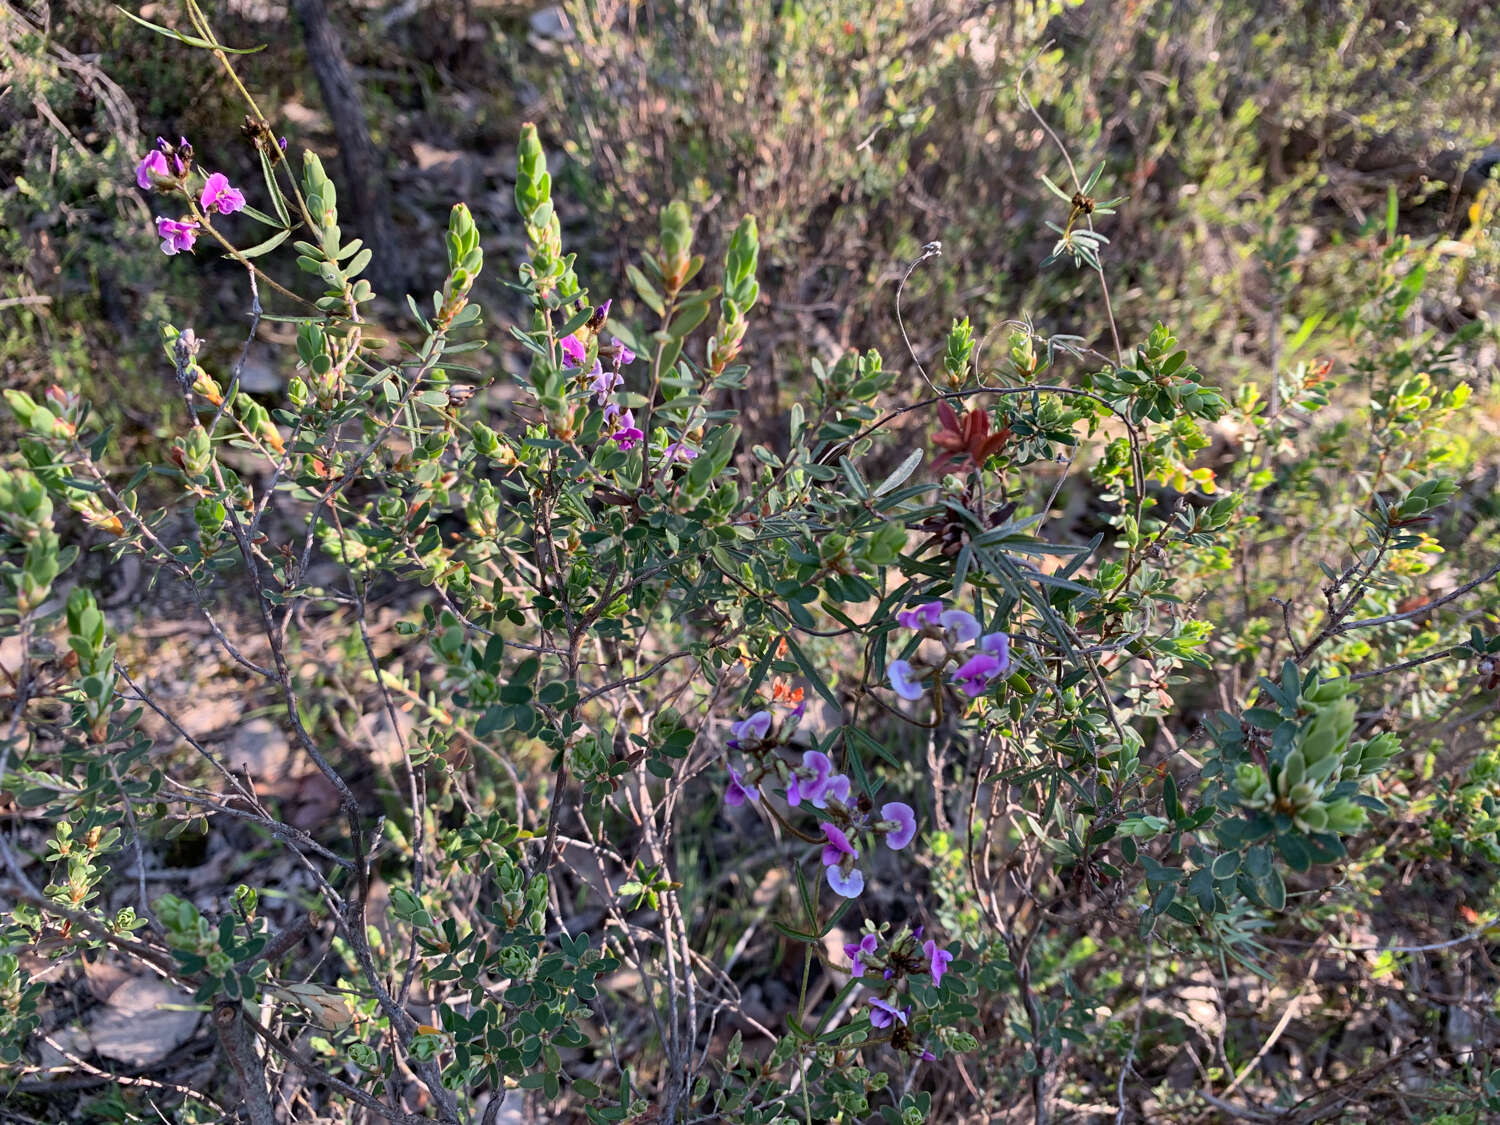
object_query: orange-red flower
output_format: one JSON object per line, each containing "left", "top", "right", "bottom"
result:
{"left": 933, "top": 401, "right": 1010, "bottom": 472}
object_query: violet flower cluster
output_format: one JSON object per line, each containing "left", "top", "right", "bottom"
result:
{"left": 886, "top": 600, "right": 1011, "bottom": 702}
{"left": 556, "top": 300, "right": 660, "bottom": 455}
{"left": 558, "top": 299, "right": 700, "bottom": 462}
{"left": 843, "top": 924, "right": 954, "bottom": 1053}
{"left": 134, "top": 136, "right": 247, "bottom": 256}
{"left": 722, "top": 701, "right": 916, "bottom": 899}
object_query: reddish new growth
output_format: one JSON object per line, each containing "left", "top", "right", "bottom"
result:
{"left": 933, "top": 401, "right": 1010, "bottom": 472}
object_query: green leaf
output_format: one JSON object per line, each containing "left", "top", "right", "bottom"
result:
{"left": 236, "top": 228, "right": 292, "bottom": 260}
{"left": 116, "top": 7, "right": 266, "bottom": 52}
{"left": 873, "top": 449, "right": 923, "bottom": 496}
{"left": 626, "top": 264, "right": 664, "bottom": 316}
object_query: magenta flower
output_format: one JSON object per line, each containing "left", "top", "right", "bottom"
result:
{"left": 199, "top": 172, "right": 245, "bottom": 215}
{"left": 868, "top": 996, "right": 909, "bottom": 1028}
{"left": 844, "top": 933, "right": 878, "bottom": 978}
{"left": 896, "top": 601, "right": 942, "bottom": 630}
{"left": 610, "top": 409, "right": 644, "bottom": 450}
{"left": 923, "top": 939, "right": 953, "bottom": 986}
{"left": 662, "top": 441, "right": 699, "bottom": 463}
{"left": 724, "top": 766, "right": 759, "bottom": 808}
{"left": 728, "top": 710, "right": 772, "bottom": 747}
{"left": 788, "top": 750, "right": 833, "bottom": 806}
{"left": 979, "top": 632, "right": 1011, "bottom": 670}
{"left": 135, "top": 149, "right": 171, "bottom": 190}
{"left": 155, "top": 217, "right": 200, "bottom": 255}
{"left": 952, "top": 651, "right": 1005, "bottom": 698}
{"left": 136, "top": 137, "right": 188, "bottom": 190}
{"left": 560, "top": 334, "right": 588, "bottom": 367}
{"left": 879, "top": 802, "right": 917, "bottom": 850}
{"left": 939, "top": 608, "right": 981, "bottom": 645}
{"left": 886, "top": 658, "right": 924, "bottom": 701}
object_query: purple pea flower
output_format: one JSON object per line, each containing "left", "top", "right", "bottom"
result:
{"left": 979, "top": 632, "right": 1011, "bottom": 671}
{"left": 662, "top": 441, "right": 699, "bottom": 463}
{"left": 610, "top": 409, "right": 644, "bottom": 450}
{"left": 922, "top": 939, "right": 953, "bottom": 986}
{"left": 611, "top": 337, "right": 635, "bottom": 366}
{"left": 155, "top": 217, "right": 199, "bottom": 255}
{"left": 816, "top": 773, "right": 851, "bottom": 810}
{"left": 820, "top": 822, "right": 857, "bottom": 866}
{"left": 724, "top": 765, "right": 759, "bottom": 808}
{"left": 589, "top": 365, "right": 622, "bottom": 404}
{"left": 199, "top": 172, "right": 245, "bottom": 215}
{"left": 820, "top": 822, "right": 864, "bottom": 898}
{"left": 729, "top": 711, "right": 772, "bottom": 746}
{"left": 827, "top": 866, "right": 865, "bottom": 897}
{"left": 880, "top": 802, "right": 917, "bottom": 850}
{"left": 952, "top": 651, "right": 1006, "bottom": 698}
{"left": 844, "top": 933, "right": 878, "bottom": 977}
{"left": 788, "top": 750, "right": 833, "bottom": 806}
{"left": 868, "top": 996, "right": 909, "bottom": 1028}
{"left": 886, "top": 659, "right": 924, "bottom": 701}
{"left": 896, "top": 601, "right": 942, "bottom": 630}
{"left": 939, "top": 608, "right": 982, "bottom": 645}
{"left": 953, "top": 652, "right": 1005, "bottom": 695}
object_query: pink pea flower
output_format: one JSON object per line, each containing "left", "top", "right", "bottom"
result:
{"left": 155, "top": 217, "right": 200, "bottom": 255}
{"left": 880, "top": 802, "right": 917, "bottom": 849}
{"left": 939, "top": 608, "right": 981, "bottom": 645}
{"left": 199, "top": 172, "right": 245, "bottom": 215}
{"left": 788, "top": 750, "right": 833, "bottom": 806}
{"left": 136, "top": 149, "right": 171, "bottom": 190}
{"left": 844, "top": 933, "right": 878, "bottom": 978}
{"left": 886, "top": 658, "right": 924, "bottom": 701}
{"left": 610, "top": 409, "right": 644, "bottom": 450}
{"left": 896, "top": 601, "right": 942, "bottom": 630}
{"left": 724, "top": 766, "right": 759, "bottom": 808}
{"left": 923, "top": 939, "right": 953, "bottom": 986}
{"left": 952, "top": 652, "right": 1005, "bottom": 698}
{"left": 868, "top": 996, "right": 909, "bottom": 1028}
{"left": 136, "top": 137, "right": 189, "bottom": 190}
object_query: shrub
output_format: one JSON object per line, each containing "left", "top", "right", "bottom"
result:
{"left": 2, "top": 5, "right": 1499, "bottom": 1124}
